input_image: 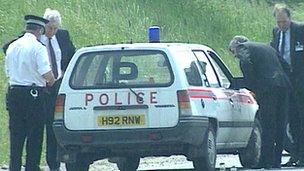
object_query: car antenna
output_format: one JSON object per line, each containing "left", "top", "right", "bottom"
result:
{"left": 128, "top": 20, "right": 133, "bottom": 44}
{"left": 120, "top": 82, "right": 143, "bottom": 102}
{"left": 129, "top": 87, "right": 143, "bottom": 102}
{"left": 184, "top": 18, "right": 190, "bottom": 44}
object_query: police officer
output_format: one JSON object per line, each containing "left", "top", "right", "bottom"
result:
{"left": 5, "top": 15, "right": 55, "bottom": 171}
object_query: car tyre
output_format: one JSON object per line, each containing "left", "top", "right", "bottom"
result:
{"left": 193, "top": 126, "right": 216, "bottom": 171}
{"left": 65, "top": 154, "right": 90, "bottom": 171}
{"left": 239, "top": 118, "right": 262, "bottom": 168}
{"left": 116, "top": 156, "right": 140, "bottom": 171}
{"left": 66, "top": 162, "right": 90, "bottom": 171}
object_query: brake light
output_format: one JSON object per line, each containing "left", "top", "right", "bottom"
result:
{"left": 177, "top": 90, "right": 192, "bottom": 116}
{"left": 54, "top": 94, "right": 65, "bottom": 121}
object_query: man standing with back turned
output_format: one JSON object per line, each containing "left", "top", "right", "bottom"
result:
{"left": 41, "top": 8, "right": 76, "bottom": 171}
{"left": 270, "top": 4, "right": 304, "bottom": 167}
{"left": 5, "top": 15, "right": 55, "bottom": 171}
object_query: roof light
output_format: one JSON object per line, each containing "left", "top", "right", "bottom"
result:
{"left": 148, "top": 26, "right": 160, "bottom": 43}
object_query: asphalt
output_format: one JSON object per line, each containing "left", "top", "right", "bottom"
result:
{"left": 1, "top": 155, "right": 304, "bottom": 171}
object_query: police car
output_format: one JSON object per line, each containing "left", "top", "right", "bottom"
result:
{"left": 53, "top": 42, "right": 261, "bottom": 171}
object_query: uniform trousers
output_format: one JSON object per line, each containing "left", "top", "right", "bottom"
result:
{"left": 7, "top": 86, "right": 47, "bottom": 171}
{"left": 257, "top": 86, "right": 289, "bottom": 167}
{"left": 46, "top": 79, "right": 61, "bottom": 169}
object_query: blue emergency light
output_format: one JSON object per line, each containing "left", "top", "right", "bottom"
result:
{"left": 148, "top": 26, "right": 160, "bottom": 43}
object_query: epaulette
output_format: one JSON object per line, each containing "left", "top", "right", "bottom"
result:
{"left": 37, "top": 39, "right": 46, "bottom": 46}
{"left": 2, "top": 32, "right": 25, "bottom": 55}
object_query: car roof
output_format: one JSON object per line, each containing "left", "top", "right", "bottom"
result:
{"left": 76, "top": 43, "right": 214, "bottom": 53}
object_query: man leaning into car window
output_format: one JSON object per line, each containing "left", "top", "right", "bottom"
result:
{"left": 229, "top": 36, "right": 291, "bottom": 169}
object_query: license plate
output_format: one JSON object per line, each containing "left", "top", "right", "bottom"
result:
{"left": 97, "top": 114, "right": 145, "bottom": 126}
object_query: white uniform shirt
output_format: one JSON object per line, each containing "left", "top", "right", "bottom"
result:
{"left": 40, "top": 35, "right": 62, "bottom": 79}
{"left": 5, "top": 33, "right": 51, "bottom": 86}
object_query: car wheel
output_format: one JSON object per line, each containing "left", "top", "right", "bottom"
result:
{"left": 65, "top": 154, "right": 90, "bottom": 171}
{"left": 66, "top": 162, "right": 90, "bottom": 171}
{"left": 193, "top": 126, "right": 216, "bottom": 171}
{"left": 116, "top": 156, "right": 140, "bottom": 171}
{"left": 239, "top": 118, "right": 262, "bottom": 168}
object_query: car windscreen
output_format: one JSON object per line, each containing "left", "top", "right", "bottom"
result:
{"left": 69, "top": 50, "right": 173, "bottom": 89}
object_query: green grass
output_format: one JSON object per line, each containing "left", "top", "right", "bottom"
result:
{"left": 1, "top": 0, "right": 304, "bottom": 166}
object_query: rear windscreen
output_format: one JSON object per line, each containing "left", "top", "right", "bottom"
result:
{"left": 69, "top": 50, "right": 173, "bottom": 89}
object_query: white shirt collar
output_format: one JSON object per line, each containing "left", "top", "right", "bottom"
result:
{"left": 24, "top": 32, "right": 37, "bottom": 39}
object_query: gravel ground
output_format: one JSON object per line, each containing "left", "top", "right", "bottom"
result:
{"left": 0, "top": 154, "right": 300, "bottom": 171}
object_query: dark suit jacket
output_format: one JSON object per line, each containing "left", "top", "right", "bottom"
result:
{"left": 270, "top": 22, "right": 304, "bottom": 89}
{"left": 55, "top": 29, "right": 76, "bottom": 72}
{"left": 236, "top": 42, "right": 290, "bottom": 94}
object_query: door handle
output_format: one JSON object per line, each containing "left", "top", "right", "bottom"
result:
{"left": 201, "top": 99, "right": 205, "bottom": 108}
{"left": 229, "top": 98, "right": 234, "bottom": 107}
{"left": 212, "top": 95, "right": 217, "bottom": 101}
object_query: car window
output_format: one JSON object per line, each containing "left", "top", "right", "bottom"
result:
{"left": 184, "top": 61, "right": 203, "bottom": 86}
{"left": 70, "top": 50, "right": 173, "bottom": 89}
{"left": 192, "top": 50, "right": 220, "bottom": 87}
{"left": 207, "top": 51, "right": 231, "bottom": 88}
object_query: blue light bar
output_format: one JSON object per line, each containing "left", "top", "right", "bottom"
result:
{"left": 148, "top": 26, "right": 160, "bottom": 43}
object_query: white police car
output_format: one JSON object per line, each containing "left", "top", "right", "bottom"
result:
{"left": 53, "top": 42, "right": 261, "bottom": 171}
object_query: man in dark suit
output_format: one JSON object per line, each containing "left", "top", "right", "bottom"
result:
{"left": 229, "top": 37, "right": 290, "bottom": 169}
{"left": 270, "top": 4, "right": 304, "bottom": 167}
{"left": 41, "top": 8, "right": 75, "bottom": 171}
{"left": 55, "top": 28, "right": 76, "bottom": 72}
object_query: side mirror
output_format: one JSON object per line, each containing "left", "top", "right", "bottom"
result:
{"left": 231, "top": 77, "right": 245, "bottom": 89}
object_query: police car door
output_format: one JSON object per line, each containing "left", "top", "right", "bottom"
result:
{"left": 193, "top": 50, "right": 233, "bottom": 148}
{"left": 207, "top": 51, "right": 254, "bottom": 147}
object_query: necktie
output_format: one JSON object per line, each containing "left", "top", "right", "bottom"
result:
{"left": 48, "top": 38, "right": 58, "bottom": 79}
{"left": 280, "top": 31, "right": 285, "bottom": 58}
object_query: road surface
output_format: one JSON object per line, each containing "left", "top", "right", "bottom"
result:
{"left": 1, "top": 154, "right": 304, "bottom": 171}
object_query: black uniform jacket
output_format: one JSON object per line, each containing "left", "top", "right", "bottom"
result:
{"left": 236, "top": 42, "right": 291, "bottom": 94}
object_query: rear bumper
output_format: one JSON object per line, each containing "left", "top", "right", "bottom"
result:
{"left": 53, "top": 116, "right": 209, "bottom": 158}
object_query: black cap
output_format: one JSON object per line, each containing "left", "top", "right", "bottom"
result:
{"left": 24, "top": 15, "right": 49, "bottom": 28}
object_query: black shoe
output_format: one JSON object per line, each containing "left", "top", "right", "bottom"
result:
{"left": 282, "top": 160, "right": 296, "bottom": 167}
{"left": 263, "top": 164, "right": 272, "bottom": 169}
{"left": 262, "top": 164, "right": 280, "bottom": 170}
{"left": 273, "top": 163, "right": 281, "bottom": 169}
